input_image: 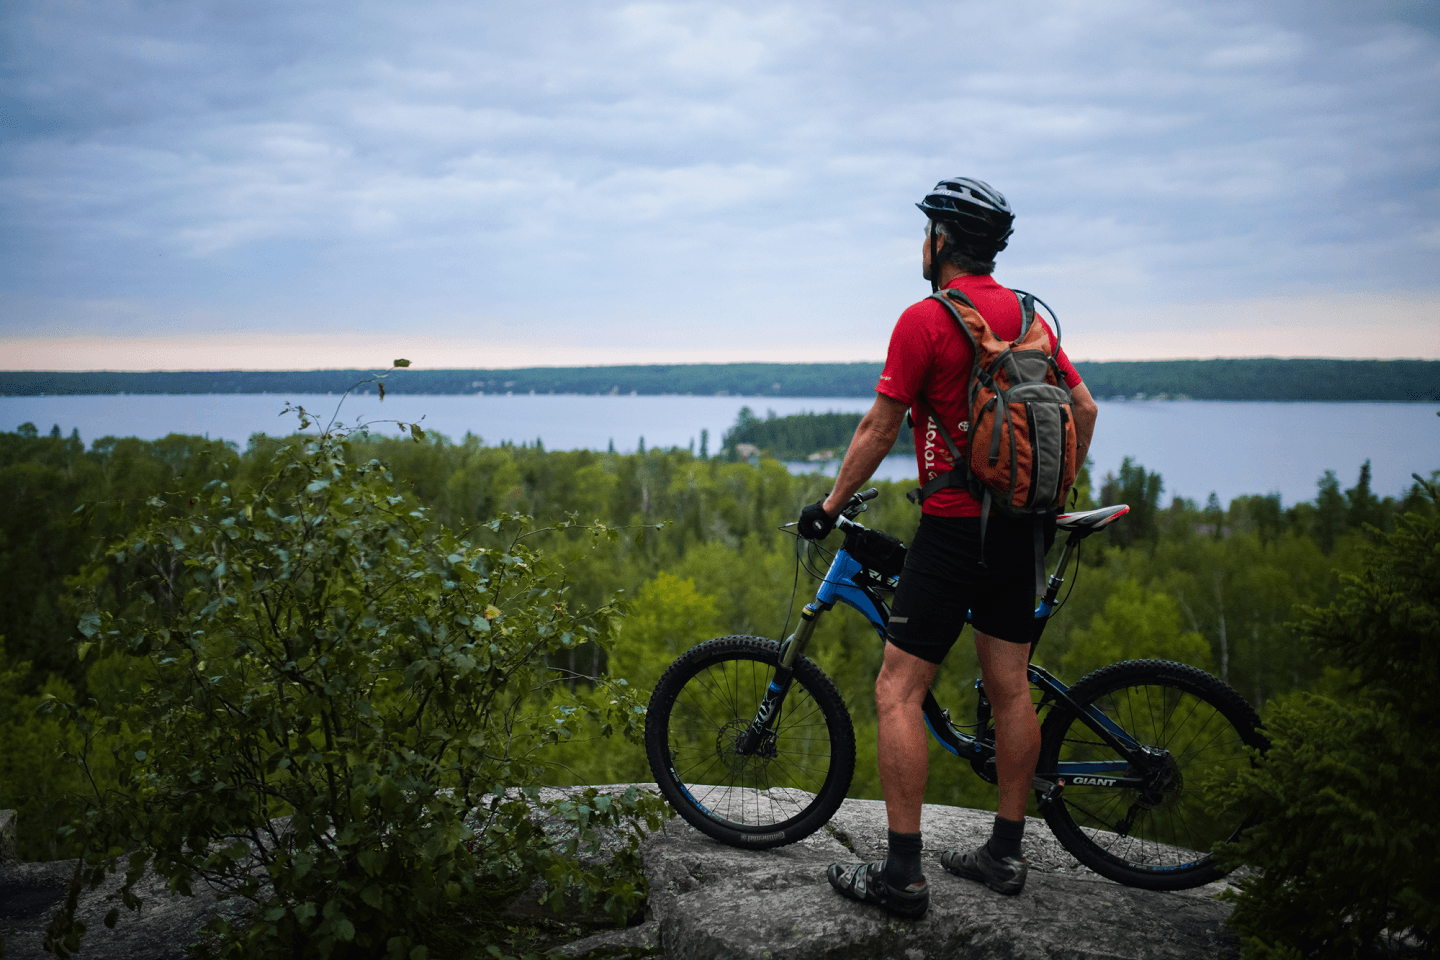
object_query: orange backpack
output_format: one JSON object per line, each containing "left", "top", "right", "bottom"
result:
{"left": 907, "top": 288, "right": 1078, "bottom": 583}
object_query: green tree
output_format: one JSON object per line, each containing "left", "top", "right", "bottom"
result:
{"left": 1099, "top": 457, "right": 1163, "bottom": 546}
{"left": 1313, "top": 469, "right": 1347, "bottom": 553}
{"left": 1217, "top": 480, "right": 1440, "bottom": 958}
{"left": 607, "top": 572, "right": 722, "bottom": 693}
{"left": 0, "top": 641, "right": 92, "bottom": 861}
{"left": 1344, "top": 459, "right": 1383, "bottom": 532}
{"left": 48, "top": 425, "right": 666, "bottom": 959}
{"left": 1057, "top": 579, "right": 1212, "bottom": 682}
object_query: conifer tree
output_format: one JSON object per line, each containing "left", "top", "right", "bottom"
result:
{"left": 1218, "top": 478, "right": 1439, "bottom": 957}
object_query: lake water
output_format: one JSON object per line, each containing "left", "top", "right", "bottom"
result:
{"left": 3, "top": 393, "right": 1436, "bottom": 507}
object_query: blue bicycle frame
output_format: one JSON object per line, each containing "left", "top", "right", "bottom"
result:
{"left": 741, "top": 515, "right": 1147, "bottom": 798}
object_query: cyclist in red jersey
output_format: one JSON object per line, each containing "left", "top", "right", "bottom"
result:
{"left": 798, "top": 178, "right": 1098, "bottom": 918}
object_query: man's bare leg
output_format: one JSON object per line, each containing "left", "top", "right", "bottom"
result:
{"left": 875, "top": 641, "right": 942, "bottom": 833}
{"left": 973, "top": 629, "right": 1040, "bottom": 821}
{"left": 936, "top": 629, "right": 1037, "bottom": 894}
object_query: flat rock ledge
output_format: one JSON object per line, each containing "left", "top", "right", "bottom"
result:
{"left": 0, "top": 792, "right": 1239, "bottom": 959}
{"left": 639, "top": 792, "right": 1239, "bottom": 960}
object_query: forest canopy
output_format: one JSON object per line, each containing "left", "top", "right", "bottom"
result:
{"left": 1, "top": 410, "right": 1435, "bottom": 955}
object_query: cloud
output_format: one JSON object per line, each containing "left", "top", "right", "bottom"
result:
{"left": 1, "top": 0, "right": 1437, "bottom": 366}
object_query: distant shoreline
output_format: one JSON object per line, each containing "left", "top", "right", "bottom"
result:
{"left": 2, "top": 359, "right": 1438, "bottom": 403}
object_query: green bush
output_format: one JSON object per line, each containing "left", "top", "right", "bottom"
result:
{"left": 46, "top": 424, "right": 666, "bottom": 959}
{"left": 0, "top": 643, "right": 92, "bottom": 861}
{"left": 1217, "top": 479, "right": 1439, "bottom": 958}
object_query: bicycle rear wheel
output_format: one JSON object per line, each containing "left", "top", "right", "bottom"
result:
{"left": 645, "top": 636, "right": 855, "bottom": 849}
{"left": 1037, "top": 659, "right": 1264, "bottom": 890}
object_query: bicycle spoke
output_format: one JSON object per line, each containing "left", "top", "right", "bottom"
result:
{"left": 1042, "top": 664, "right": 1262, "bottom": 888}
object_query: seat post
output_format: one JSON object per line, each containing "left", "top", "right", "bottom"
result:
{"left": 1040, "top": 535, "right": 1079, "bottom": 608}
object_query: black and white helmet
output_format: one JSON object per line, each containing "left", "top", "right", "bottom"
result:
{"left": 916, "top": 177, "right": 1014, "bottom": 251}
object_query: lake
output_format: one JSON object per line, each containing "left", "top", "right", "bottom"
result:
{"left": 3, "top": 393, "right": 1436, "bottom": 507}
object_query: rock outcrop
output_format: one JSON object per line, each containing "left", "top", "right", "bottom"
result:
{"left": 1, "top": 810, "right": 16, "bottom": 864}
{"left": 0, "top": 791, "right": 1239, "bottom": 959}
{"left": 639, "top": 793, "right": 1237, "bottom": 960}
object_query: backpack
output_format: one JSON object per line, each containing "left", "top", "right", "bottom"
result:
{"left": 905, "top": 287, "right": 1078, "bottom": 588}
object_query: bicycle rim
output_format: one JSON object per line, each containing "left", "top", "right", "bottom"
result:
{"left": 1039, "top": 660, "right": 1263, "bottom": 889}
{"left": 646, "top": 636, "right": 854, "bottom": 847}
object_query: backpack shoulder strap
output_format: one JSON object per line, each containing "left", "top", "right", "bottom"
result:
{"left": 904, "top": 399, "right": 972, "bottom": 505}
{"left": 929, "top": 289, "right": 986, "bottom": 355}
{"left": 1014, "top": 289, "right": 1037, "bottom": 340}
{"left": 906, "top": 289, "right": 987, "bottom": 508}
{"left": 1009, "top": 288, "right": 1062, "bottom": 349}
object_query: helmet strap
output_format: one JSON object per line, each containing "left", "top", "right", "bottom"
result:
{"left": 929, "top": 222, "right": 940, "bottom": 293}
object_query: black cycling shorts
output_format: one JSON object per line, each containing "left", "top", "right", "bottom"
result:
{"left": 885, "top": 512, "right": 1056, "bottom": 664}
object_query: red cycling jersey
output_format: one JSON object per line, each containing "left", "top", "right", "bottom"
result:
{"left": 876, "top": 274, "right": 1084, "bottom": 518}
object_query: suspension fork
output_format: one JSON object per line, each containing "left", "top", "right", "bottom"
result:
{"left": 735, "top": 601, "right": 827, "bottom": 755}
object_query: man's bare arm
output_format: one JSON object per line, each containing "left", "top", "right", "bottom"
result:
{"left": 821, "top": 393, "right": 910, "bottom": 516}
{"left": 1071, "top": 381, "right": 1098, "bottom": 466}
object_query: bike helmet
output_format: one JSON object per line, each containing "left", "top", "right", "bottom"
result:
{"left": 916, "top": 177, "right": 1014, "bottom": 251}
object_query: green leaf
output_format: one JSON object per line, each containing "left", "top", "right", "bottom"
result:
{"left": 393, "top": 358, "right": 411, "bottom": 367}
{"left": 410, "top": 423, "right": 425, "bottom": 441}
{"left": 337, "top": 917, "right": 356, "bottom": 941}
{"left": 104, "top": 908, "right": 120, "bottom": 929}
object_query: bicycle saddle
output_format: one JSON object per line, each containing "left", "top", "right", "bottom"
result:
{"left": 1056, "top": 504, "right": 1130, "bottom": 532}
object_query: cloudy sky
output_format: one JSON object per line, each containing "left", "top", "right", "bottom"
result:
{"left": 2, "top": 0, "right": 1437, "bottom": 371}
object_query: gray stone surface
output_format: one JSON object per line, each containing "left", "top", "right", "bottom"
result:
{"left": 0, "top": 788, "right": 1243, "bottom": 959}
{"left": 547, "top": 920, "right": 662, "bottom": 958}
{"left": 643, "top": 792, "right": 1239, "bottom": 960}
{"left": 0, "top": 857, "right": 233, "bottom": 960}
{"left": 0, "top": 810, "right": 15, "bottom": 864}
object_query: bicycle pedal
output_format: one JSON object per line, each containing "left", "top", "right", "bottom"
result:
{"left": 1032, "top": 777, "right": 1063, "bottom": 809}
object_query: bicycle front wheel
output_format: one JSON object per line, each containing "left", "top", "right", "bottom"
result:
{"left": 645, "top": 636, "right": 855, "bottom": 849}
{"left": 1038, "top": 659, "right": 1264, "bottom": 890}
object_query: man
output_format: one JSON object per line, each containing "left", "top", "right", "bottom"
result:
{"left": 797, "top": 178, "right": 1098, "bottom": 919}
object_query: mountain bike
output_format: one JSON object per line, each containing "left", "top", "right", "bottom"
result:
{"left": 643, "top": 489, "right": 1265, "bottom": 891}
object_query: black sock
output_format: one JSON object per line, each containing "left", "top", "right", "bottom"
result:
{"left": 883, "top": 830, "right": 924, "bottom": 887}
{"left": 986, "top": 815, "right": 1025, "bottom": 861}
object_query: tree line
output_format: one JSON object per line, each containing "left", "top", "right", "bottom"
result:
{"left": 4, "top": 357, "right": 1439, "bottom": 401}
{"left": 1, "top": 412, "right": 1435, "bottom": 956}
{"left": 720, "top": 406, "right": 917, "bottom": 460}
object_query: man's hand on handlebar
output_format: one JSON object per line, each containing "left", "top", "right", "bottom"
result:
{"left": 797, "top": 489, "right": 878, "bottom": 540}
{"left": 798, "top": 500, "right": 836, "bottom": 540}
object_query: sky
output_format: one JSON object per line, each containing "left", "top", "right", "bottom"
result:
{"left": 2, "top": 0, "right": 1438, "bottom": 371}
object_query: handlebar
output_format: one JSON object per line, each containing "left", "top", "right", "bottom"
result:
{"left": 781, "top": 487, "right": 879, "bottom": 535}
{"left": 840, "top": 488, "right": 878, "bottom": 520}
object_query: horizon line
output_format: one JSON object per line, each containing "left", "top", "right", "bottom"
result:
{"left": 4, "top": 356, "right": 1440, "bottom": 375}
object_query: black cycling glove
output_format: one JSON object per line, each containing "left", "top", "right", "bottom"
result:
{"left": 798, "top": 500, "right": 836, "bottom": 540}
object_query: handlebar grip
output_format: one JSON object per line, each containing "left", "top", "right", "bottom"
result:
{"left": 855, "top": 488, "right": 879, "bottom": 503}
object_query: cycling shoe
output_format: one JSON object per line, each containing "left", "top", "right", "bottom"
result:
{"left": 940, "top": 844, "right": 1028, "bottom": 895}
{"left": 827, "top": 860, "right": 929, "bottom": 919}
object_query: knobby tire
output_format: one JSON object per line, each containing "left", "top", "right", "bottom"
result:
{"left": 645, "top": 636, "right": 856, "bottom": 849}
{"left": 1037, "top": 659, "right": 1265, "bottom": 890}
